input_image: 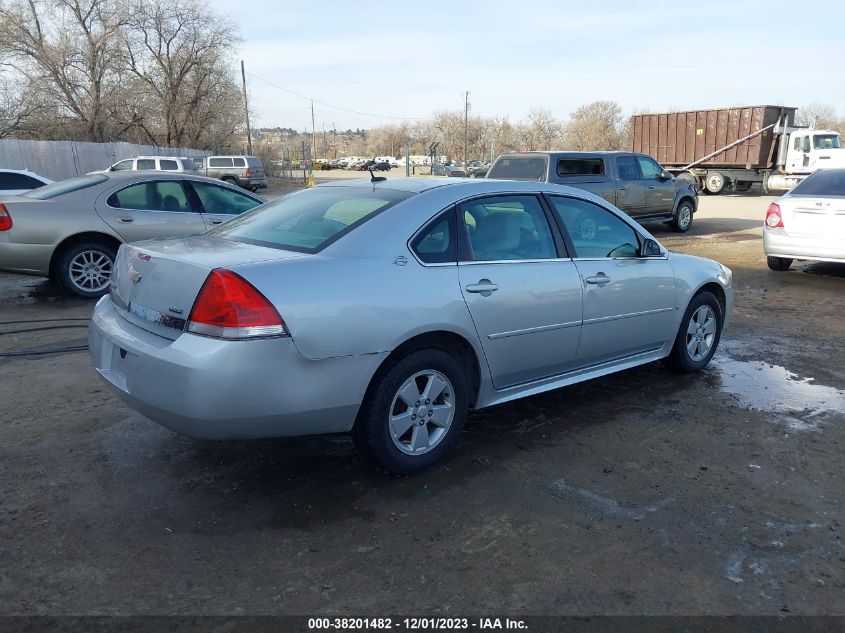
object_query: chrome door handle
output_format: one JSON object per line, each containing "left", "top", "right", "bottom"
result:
{"left": 117, "top": 217, "right": 133, "bottom": 223}
{"left": 465, "top": 280, "right": 499, "bottom": 294}
{"left": 586, "top": 273, "right": 611, "bottom": 285}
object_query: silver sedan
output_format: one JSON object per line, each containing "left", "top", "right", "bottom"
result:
{"left": 0, "top": 172, "right": 263, "bottom": 297}
{"left": 89, "top": 178, "right": 733, "bottom": 473}
{"left": 764, "top": 168, "right": 845, "bottom": 270}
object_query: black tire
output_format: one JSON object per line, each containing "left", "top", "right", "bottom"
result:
{"left": 672, "top": 200, "right": 694, "bottom": 233}
{"left": 669, "top": 291, "right": 723, "bottom": 373}
{"left": 353, "top": 348, "right": 469, "bottom": 475}
{"left": 767, "top": 256, "right": 793, "bottom": 271}
{"left": 56, "top": 241, "right": 117, "bottom": 299}
{"left": 222, "top": 176, "right": 239, "bottom": 188}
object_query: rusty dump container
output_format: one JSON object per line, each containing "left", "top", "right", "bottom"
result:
{"left": 629, "top": 106, "right": 796, "bottom": 169}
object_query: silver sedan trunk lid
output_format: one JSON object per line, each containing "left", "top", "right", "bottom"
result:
{"left": 110, "top": 236, "right": 305, "bottom": 340}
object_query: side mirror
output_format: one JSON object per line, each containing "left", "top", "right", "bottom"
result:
{"left": 659, "top": 170, "right": 673, "bottom": 181}
{"left": 640, "top": 238, "right": 662, "bottom": 257}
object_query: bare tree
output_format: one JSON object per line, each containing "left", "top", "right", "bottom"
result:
{"left": 796, "top": 103, "right": 838, "bottom": 129}
{"left": 0, "top": 0, "right": 129, "bottom": 141}
{"left": 562, "top": 100, "right": 624, "bottom": 151}
{"left": 124, "top": 0, "right": 242, "bottom": 148}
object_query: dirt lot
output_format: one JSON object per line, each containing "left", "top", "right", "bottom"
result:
{"left": 0, "top": 190, "right": 843, "bottom": 616}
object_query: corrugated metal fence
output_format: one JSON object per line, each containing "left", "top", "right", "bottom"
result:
{"left": 0, "top": 139, "right": 210, "bottom": 182}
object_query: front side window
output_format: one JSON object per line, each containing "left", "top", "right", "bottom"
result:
{"left": 136, "top": 159, "right": 156, "bottom": 170}
{"left": 107, "top": 181, "right": 191, "bottom": 212}
{"left": 636, "top": 156, "right": 663, "bottom": 180}
{"left": 191, "top": 181, "right": 262, "bottom": 215}
{"left": 210, "top": 187, "right": 413, "bottom": 252}
{"left": 550, "top": 196, "right": 639, "bottom": 259}
{"left": 616, "top": 156, "right": 640, "bottom": 181}
{"left": 159, "top": 159, "right": 178, "bottom": 171}
{"left": 111, "top": 160, "right": 133, "bottom": 171}
{"left": 460, "top": 195, "right": 556, "bottom": 261}
{"left": 411, "top": 210, "right": 455, "bottom": 264}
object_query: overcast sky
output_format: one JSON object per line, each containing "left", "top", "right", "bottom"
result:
{"left": 208, "top": 0, "right": 843, "bottom": 131}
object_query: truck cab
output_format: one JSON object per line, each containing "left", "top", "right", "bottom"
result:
{"left": 784, "top": 130, "right": 845, "bottom": 174}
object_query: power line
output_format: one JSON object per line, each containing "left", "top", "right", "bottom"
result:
{"left": 243, "top": 71, "right": 430, "bottom": 122}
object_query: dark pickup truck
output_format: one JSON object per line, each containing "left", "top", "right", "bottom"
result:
{"left": 486, "top": 151, "right": 698, "bottom": 232}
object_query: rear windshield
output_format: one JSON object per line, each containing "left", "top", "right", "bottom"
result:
{"left": 22, "top": 174, "right": 107, "bottom": 200}
{"left": 247, "top": 157, "right": 263, "bottom": 168}
{"left": 790, "top": 170, "right": 845, "bottom": 196}
{"left": 210, "top": 187, "right": 413, "bottom": 252}
{"left": 487, "top": 156, "right": 548, "bottom": 181}
{"left": 557, "top": 158, "right": 605, "bottom": 176}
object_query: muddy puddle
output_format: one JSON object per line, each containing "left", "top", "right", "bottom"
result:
{"left": 710, "top": 354, "right": 845, "bottom": 429}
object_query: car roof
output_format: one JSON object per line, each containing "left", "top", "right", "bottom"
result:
{"left": 96, "top": 171, "right": 250, "bottom": 187}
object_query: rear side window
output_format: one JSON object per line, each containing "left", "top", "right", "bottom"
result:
{"left": 247, "top": 157, "right": 262, "bottom": 168}
{"left": 557, "top": 158, "right": 604, "bottom": 176}
{"left": 159, "top": 159, "right": 178, "bottom": 171}
{"left": 790, "top": 170, "right": 845, "bottom": 196}
{"left": 209, "top": 157, "right": 233, "bottom": 167}
{"left": 487, "top": 156, "right": 548, "bottom": 181}
{"left": 411, "top": 210, "right": 455, "bottom": 264}
{"left": 23, "top": 175, "right": 107, "bottom": 200}
{"left": 233, "top": 157, "right": 246, "bottom": 167}
{"left": 136, "top": 159, "right": 156, "bottom": 170}
{"left": 616, "top": 156, "right": 640, "bottom": 181}
{"left": 211, "top": 187, "right": 413, "bottom": 252}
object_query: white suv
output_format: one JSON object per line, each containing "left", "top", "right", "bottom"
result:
{"left": 92, "top": 156, "right": 199, "bottom": 175}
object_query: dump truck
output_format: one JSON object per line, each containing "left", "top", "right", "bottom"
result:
{"left": 629, "top": 106, "right": 845, "bottom": 194}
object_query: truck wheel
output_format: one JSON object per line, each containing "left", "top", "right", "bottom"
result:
{"left": 222, "top": 176, "right": 239, "bottom": 188}
{"left": 767, "top": 256, "right": 793, "bottom": 271}
{"left": 672, "top": 200, "right": 694, "bottom": 233}
{"left": 704, "top": 172, "right": 726, "bottom": 195}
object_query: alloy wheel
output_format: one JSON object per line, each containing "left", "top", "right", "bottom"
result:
{"left": 68, "top": 249, "right": 113, "bottom": 293}
{"left": 686, "top": 305, "right": 716, "bottom": 361}
{"left": 389, "top": 370, "right": 455, "bottom": 455}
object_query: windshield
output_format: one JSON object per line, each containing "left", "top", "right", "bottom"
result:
{"left": 813, "top": 134, "right": 841, "bottom": 150}
{"left": 22, "top": 174, "right": 107, "bottom": 200}
{"left": 487, "top": 156, "right": 548, "bottom": 181}
{"left": 210, "top": 187, "right": 413, "bottom": 252}
{"left": 790, "top": 169, "right": 845, "bottom": 196}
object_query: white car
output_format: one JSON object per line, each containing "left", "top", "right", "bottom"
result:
{"left": 0, "top": 169, "right": 52, "bottom": 195}
{"left": 764, "top": 168, "right": 845, "bottom": 271}
{"left": 89, "top": 156, "right": 198, "bottom": 175}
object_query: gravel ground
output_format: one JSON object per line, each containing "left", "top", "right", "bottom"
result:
{"left": 0, "top": 190, "right": 843, "bottom": 616}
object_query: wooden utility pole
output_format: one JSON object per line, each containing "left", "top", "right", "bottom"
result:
{"left": 241, "top": 60, "right": 253, "bottom": 155}
{"left": 311, "top": 100, "right": 317, "bottom": 162}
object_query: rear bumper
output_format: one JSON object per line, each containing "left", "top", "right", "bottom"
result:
{"left": 89, "top": 297, "right": 386, "bottom": 439}
{"left": 763, "top": 230, "right": 845, "bottom": 263}
{"left": 244, "top": 177, "right": 267, "bottom": 189}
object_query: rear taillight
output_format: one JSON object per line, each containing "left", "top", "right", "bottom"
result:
{"left": 187, "top": 269, "right": 287, "bottom": 339}
{"left": 0, "top": 204, "right": 12, "bottom": 231}
{"left": 244, "top": 168, "right": 252, "bottom": 178}
{"left": 765, "top": 203, "right": 784, "bottom": 229}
